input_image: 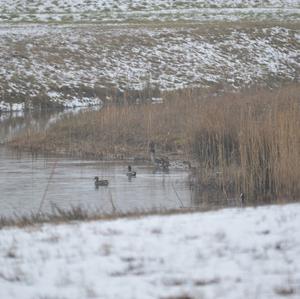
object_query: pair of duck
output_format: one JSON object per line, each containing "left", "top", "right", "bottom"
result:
{"left": 94, "top": 176, "right": 109, "bottom": 186}
{"left": 149, "top": 141, "right": 169, "bottom": 170}
{"left": 94, "top": 165, "right": 136, "bottom": 187}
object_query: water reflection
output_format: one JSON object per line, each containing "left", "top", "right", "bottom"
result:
{"left": 0, "top": 108, "right": 87, "bottom": 143}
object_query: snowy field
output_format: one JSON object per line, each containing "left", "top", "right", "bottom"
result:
{"left": 0, "top": 24, "right": 299, "bottom": 111}
{"left": 0, "top": 0, "right": 299, "bottom": 23}
{"left": 0, "top": 203, "right": 299, "bottom": 299}
{"left": 0, "top": 0, "right": 299, "bottom": 111}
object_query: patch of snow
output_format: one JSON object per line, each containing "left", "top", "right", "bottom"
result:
{"left": 151, "top": 97, "right": 163, "bottom": 104}
{"left": 62, "top": 96, "right": 103, "bottom": 108}
{"left": 0, "top": 203, "right": 299, "bottom": 298}
{"left": 0, "top": 101, "right": 25, "bottom": 112}
{"left": 0, "top": 0, "right": 299, "bottom": 23}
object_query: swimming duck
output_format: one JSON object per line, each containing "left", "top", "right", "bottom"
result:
{"left": 149, "top": 141, "right": 170, "bottom": 170}
{"left": 94, "top": 176, "right": 109, "bottom": 186}
{"left": 127, "top": 165, "right": 136, "bottom": 177}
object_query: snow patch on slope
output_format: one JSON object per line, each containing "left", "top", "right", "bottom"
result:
{"left": 0, "top": 0, "right": 299, "bottom": 23}
{"left": 0, "top": 25, "right": 299, "bottom": 111}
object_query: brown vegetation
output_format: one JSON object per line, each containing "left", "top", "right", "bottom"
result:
{"left": 186, "top": 85, "right": 300, "bottom": 202}
{"left": 9, "top": 84, "right": 300, "bottom": 201}
{"left": 0, "top": 205, "right": 216, "bottom": 229}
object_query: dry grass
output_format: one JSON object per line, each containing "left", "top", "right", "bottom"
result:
{"left": 0, "top": 205, "right": 220, "bottom": 229}
{"left": 9, "top": 84, "right": 300, "bottom": 201}
{"left": 184, "top": 85, "right": 300, "bottom": 201}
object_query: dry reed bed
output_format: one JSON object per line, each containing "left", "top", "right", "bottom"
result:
{"left": 9, "top": 85, "right": 300, "bottom": 201}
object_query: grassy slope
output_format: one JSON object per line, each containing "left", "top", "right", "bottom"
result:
{"left": 0, "top": 0, "right": 299, "bottom": 109}
{"left": 0, "top": 22, "right": 299, "bottom": 109}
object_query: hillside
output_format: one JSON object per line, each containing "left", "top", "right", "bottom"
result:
{"left": 0, "top": 0, "right": 299, "bottom": 23}
{"left": 0, "top": 0, "right": 299, "bottom": 111}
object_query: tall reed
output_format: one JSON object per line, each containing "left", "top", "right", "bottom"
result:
{"left": 182, "top": 86, "right": 300, "bottom": 201}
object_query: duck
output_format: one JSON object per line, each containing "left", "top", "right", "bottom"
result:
{"left": 240, "top": 192, "right": 245, "bottom": 204}
{"left": 94, "top": 176, "right": 109, "bottom": 186}
{"left": 149, "top": 141, "right": 170, "bottom": 170}
{"left": 126, "top": 165, "right": 136, "bottom": 177}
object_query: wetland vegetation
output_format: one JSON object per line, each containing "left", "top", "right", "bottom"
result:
{"left": 9, "top": 84, "right": 300, "bottom": 203}
{"left": 0, "top": 2, "right": 299, "bottom": 299}
{"left": 1, "top": 0, "right": 299, "bottom": 221}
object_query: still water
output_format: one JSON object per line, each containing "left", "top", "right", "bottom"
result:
{"left": 0, "top": 110, "right": 194, "bottom": 217}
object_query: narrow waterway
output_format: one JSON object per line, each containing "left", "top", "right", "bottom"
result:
{"left": 0, "top": 109, "right": 194, "bottom": 218}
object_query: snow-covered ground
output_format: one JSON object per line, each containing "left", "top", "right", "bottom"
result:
{"left": 0, "top": 24, "right": 299, "bottom": 111}
{"left": 0, "top": 0, "right": 299, "bottom": 23}
{"left": 0, "top": 203, "right": 299, "bottom": 299}
{"left": 0, "top": 0, "right": 299, "bottom": 111}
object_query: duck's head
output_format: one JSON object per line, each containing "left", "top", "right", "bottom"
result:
{"left": 94, "top": 176, "right": 99, "bottom": 181}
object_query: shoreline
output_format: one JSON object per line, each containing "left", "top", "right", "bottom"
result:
{"left": 1, "top": 197, "right": 297, "bottom": 229}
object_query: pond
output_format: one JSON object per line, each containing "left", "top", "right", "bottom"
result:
{"left": 0, "top": 109, "right": 196, "bottom": 218}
